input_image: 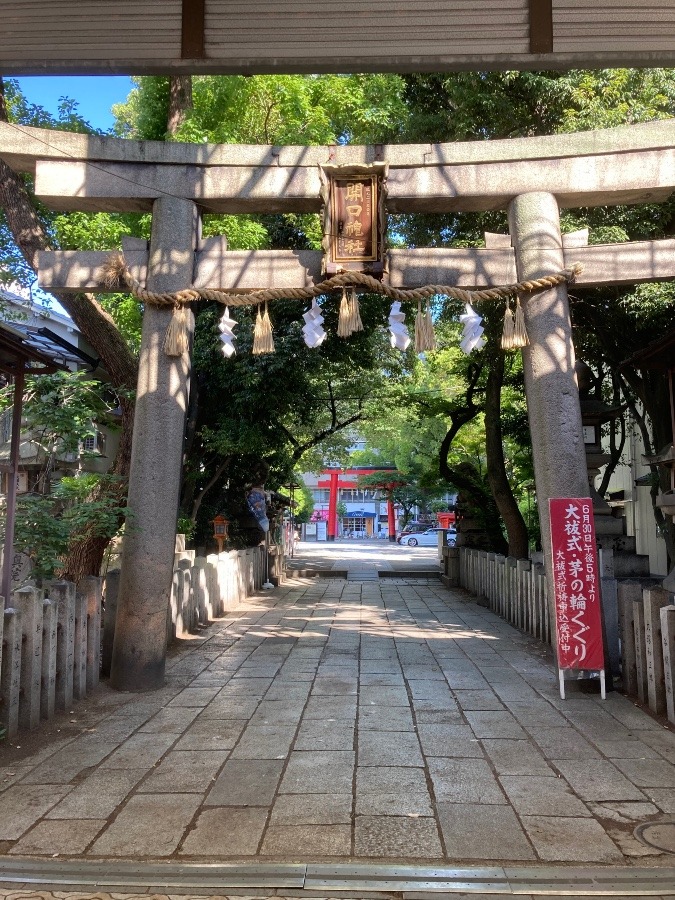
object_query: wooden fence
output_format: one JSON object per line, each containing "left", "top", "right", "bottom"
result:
{"left": 1, "top": 543, "right": 271, "bottom": 738}
{"left": 454, "top": 546, "right": 675, "bottom": 725}
{"left": 0, "top": 577, "right": 102, "bottom": 739}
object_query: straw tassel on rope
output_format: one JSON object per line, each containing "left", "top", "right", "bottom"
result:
{"left": 501, "top": 295, "right": 515, "bottom": 350}
{"left": 163, "top": 304, "right": 189, "bottom": 357}
{"left": 337, "top": 287, "right": 363, "bottom": 338}
{"left": 252, "top": 301, "right": 275, "bottom": 354}
{"left": 414, "top": 299, "right": 437, "bottom": 353}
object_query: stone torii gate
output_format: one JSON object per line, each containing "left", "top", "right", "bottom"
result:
{"left": 2, "top": 118, "right": 675, "bottom": 691}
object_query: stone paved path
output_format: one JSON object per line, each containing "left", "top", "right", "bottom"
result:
{"left": 1, "top": 577, "right": 674, "bottom": 866}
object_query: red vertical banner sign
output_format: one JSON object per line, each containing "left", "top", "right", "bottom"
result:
{"left": 549, "top": 498, "right": 605, "bottom": 671}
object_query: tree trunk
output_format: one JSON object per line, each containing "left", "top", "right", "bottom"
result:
{"left": 439, "top": 429, "right": 508, "bottom": 555}
{"left": 167, "top": 76, "right": 193, "bottom": 136}
{"left": 484, "top": 350, "right": 529, "bottom": 558}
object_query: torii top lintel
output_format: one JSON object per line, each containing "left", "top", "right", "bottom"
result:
{"left": 3, "top": 119, "right": 675, "bottom": 294}
{"left": 2, "top": 1, "right": 675, "bottom": 76}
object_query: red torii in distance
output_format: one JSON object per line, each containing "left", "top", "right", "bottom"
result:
{"left": 356, "top": 470, "right": 411, "bottom": 543}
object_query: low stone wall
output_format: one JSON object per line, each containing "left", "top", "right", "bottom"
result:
{"left": 101, "top": 543, "right": 269, "bottom": 675}
{"left": 447, "top": 545, "right": 675, "bottom": 725}
{"left": 0, "top": 577, "right": 102, "bottom": 739}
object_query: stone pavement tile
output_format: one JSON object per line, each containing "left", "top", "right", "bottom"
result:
{"left": 206, "top": 759, "right": 284, "bottom": 806}
{"left": 554, "top": 759, "right": 647, "bottom": 801}
{"left": 179, "top": 807, "right": 268, "bottom": 856}
{"left": 360, "top": 685, "right": 410, "bottom": 705}
{"left": 168, "top": 687, "right": 222, "bottom": 707}
{"left": 592, "top": 739, "right": 661, "bottom": 759}
{"left": 89, "top": 793, "right": 201, "bottom": 857}
{"left": 45, "top": 769, "right": 146, "bottom": 819}
{"left": 360, "top": 673, "right": 405, "bottom": 686}
{"left": 360, "top": 659, "right": 403, "bottom": 674}
{"left": 499, "top": 775, "right": 592, "bottom": 816}
{"left": 403, "top": 665, "right": 445, "bottom": 680}
{"left": 138, "top": 750, "right": 227, "bottom": 793}
{"left": 614, "top": 757, "right": 675, "bottom": 787}
{"left": 443, "top": 672, "right": 490, "bottom": 691}
{"left": 357, "top": 765, "right": 428, "bottom": 795}
{"left": 304, "top": 696, "right": 357, "bottom": 720}
{"left": 99, "top": 731, "right": 176, "bottom": 769}
{"left": 311, "top": 677, "right": 358, "bottom": 695}
{"left": 417, "top": 723, "right": 484, "bottom": 758}
{"left": 464, "top": 710, "right": 527, "bottom": 739}
{"left": 9, "top": 819, "right": 105, "bottom": 855}
{"left": 358, "top": 705, "right": 414, "bottom": 731}
{"left": 491, "top": 682, "right": 541, "bottom": 703}
{"left": 647, "top": 788, "right": 675, "bottom": 812}
{"left": 502, "top": 700, "right": 568, "bottom": 727}
{"left": 588, "top": 800, "right": 661, "bottom": 823}
{"left": 280, "top": 750, "right": 355, "bottom": 794}
{"left": 200, "top": 698, "right": 260, "bottom": 719}
{"left": 428, "top": 758, "right": 506, "bottom": 804}
{"left": 270, "top": 793, "right": 352, "bottom": 825}
{"left": 520, "top": 815, "right": 624, "bottom": 862}
{"left": 262, "top": 823, "right": 351, "bottom": 856}
{"left": 20, "top": 743, "right": 119, "bottom": 784}
{"left": 355, "top": 792, "right": 433, "bottom": 817}
{"left": 174, "top": 718, "right": 247, "bottom": 751}
{"left": 408, "top": 680, "right": 454, "bottom": 701}
{"left": 600, "top": 694, "right": 666, "bottom": 731}
{"left": 231, "top": 724, "right": 297, "bottom": 758}
{"left": 139, "top": 707, "right": 202, "bottom": 734}
{"left": 0, "top": 785, "right": 71, "bottom": 840}
{"left": 453, "top": 689, "right": 504, "bottom": 711}
{"left": 82, "top": 716, "right": 148, "bottom": 742}
{"left": 0, "top": 768, "right": 32, "bottom": 793}
{"left": 436, "top": 802, "right": 535, "bottom": 861}
{"left": 295, "top": 720, "right": 355, "bottom": 751}
{"left": 640, "top": 730, "right": 675, "bottom": 763}
{"left": 481, "top": 739, "right": 554, "bottom": 776}
{"left": 354, "top": 816, "right": 443, "bottom": 859}
{"left": 218, "top": 677, "right": 273, "bottom": 697}
{"left": 264, "top": 683, "right": 312, "bottom": 702}
{"left": 358, "top": 730, "right": 423, "bottom": 767}
{"left": 413, "top": 705, "right": 464, "bottom": 725}
{"left": 248, "top": 700, "right": 306, "bottom": 726}
{"left": 529, "top": 726, "right": 601, "bottom": 760}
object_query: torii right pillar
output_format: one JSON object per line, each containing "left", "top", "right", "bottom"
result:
{"left": 508, "top": 192, "right": 590, "bottom": 625}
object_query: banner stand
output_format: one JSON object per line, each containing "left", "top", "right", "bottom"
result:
{"left": 558, "top": 668, "right": 606, "bottom": 701}
{"left": 549, "top": 498, "right": 607, "bottom": 701}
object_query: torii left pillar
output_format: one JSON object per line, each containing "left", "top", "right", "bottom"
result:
{"left": 111, "top": 196, "right": 198, "bottom": 691}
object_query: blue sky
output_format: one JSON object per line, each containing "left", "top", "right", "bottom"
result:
{"left": 14, "top": 76, "right": 135, "bottom": 131}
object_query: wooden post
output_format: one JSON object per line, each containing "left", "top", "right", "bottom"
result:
{"left": 660, "top": 604, "right": 675, "bottom": 725}
{"left": 52, "top": 581, "right": 75, "bottom": 710}
{"left": 73, "top": 589, "right": 88, "bottom": 700}
{"left": 1, "top": 606, "right": 21, "bottom": 737}
{"left": 617, "top": 582, "right": 640, "bottom": 697}
{"left": 633, "top": 596, "right": 648, "bottom": 705}
{"left": 41, "top": 597, "right": 57, "bottom": 720}
{"left": 17, "top": 586, "right": 43, "bottom": 730}
{"left": 80, "top": 576, "right": 102, "bottom": 691}
{"left": 644, "top": 587, "right": 670, "bottom": 715}
{"left": 101, "top": 570, "right": 120, "bottom": 677}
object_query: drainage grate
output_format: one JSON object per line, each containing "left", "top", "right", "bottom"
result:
{"left": 634, "top": 819, "right": 675, "bottom": 853}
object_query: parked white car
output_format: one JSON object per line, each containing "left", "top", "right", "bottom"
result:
{"left": 399, "top": 527, "right": 456, "bottom": 547}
